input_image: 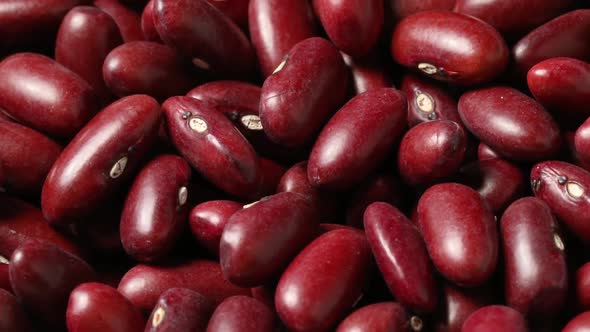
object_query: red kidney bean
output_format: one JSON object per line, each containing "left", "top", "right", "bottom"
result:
{"left": 576, "top": 117, "right": 590, "bottom": 163}
{"left": 9, "top": 241, "right": 95, "bottom": 328}
{"left": 146, "top": 288, "right": 213, "bottom": 332}
{"left": 0, "top": 289, "right": 32, "bottom": 332}
{"left": 390, "top": 0, "right": 455, "bottom": 20}
{"left": 249, "top": 0, "right": 317, "bottom": 77}
{"left": 189, "top": 200, "right": 242, "bottom": 256}
{"left": 0, "top": 120, "right": 61, "bottom": 197}
{"left": 417, "top": 183, "right": 498, "bottom": 286}
{"left": 336, "top": 302, "right": 420, "bottom": 332}
{"left": 67, "top": 282, "right": 145, "bottom": 332}
{"left": 512, "top": 9, "right": 590, "bottom": 76}
{"left": 187, "top": 81, "right": 260, "bottom": 111}
{"left": 56, "top": 6, "right": 123, "bottom": 101}
{"left": 141, "top": 0, "right": 161, "bottom": 42}
{"left": 577, "top": 262, "right": 590, "bottom": 310}
{"left": 0, "top": 53, "right": 100, "bottom": 138}
{"left": 564, "top": 311, "right": 590, "bottom": 332}
{"left": 153, "top": 0, "right": 255, "bottom": 78}
{"left": 42, "top": 95, "right": 161, "bottom": 225}
{"left": 364, "top": 202, "right": 437, "bottom": 313}
{"left": 435, "top": 283, "right": 493, "bottom": 332}
{"left": 275, "top": 229, "right": 373, "bottom": 332}
{"left": 341, "top": 51, "right": 394, "bottom": 95}
{"left": 220, "top": 192, "right": 318, "bottom": 287}
{"left": 531, "top": 161, "right": 590, "bottom": 242}
{"left": 477, "top": 143, "right": 500, "bottom": 161}
{"left": 206, "top": 296, "right": 276, "bottom": 332}
{"left": 117, "top": 260, "right": 251, "bottom": 313}
{"left": 95, "top": 0, "right": 144, "bottom": 42}
{"left": 458, "top": 86, "right": 561, "bottom": 161}
{"left": 391, "top": 11, "right": 508, "bottom": 86}
{"left": 206, "top": 0, "right": 249, "bottom": 31}
{"left": 308, "top": 88, "right": 407, "bottom": 190}
{"left": 462, "top": 305, "right": 528, "bottom": 332}
{"left": 259, "top": 37, "right": 349, "bottom": 147}
{"left": 0, "top": 263, "right": 9, "bottom": 292}
{"left": 163, "top": 96, "right": 261, "bottom": 199}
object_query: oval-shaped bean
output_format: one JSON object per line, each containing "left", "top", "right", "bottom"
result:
{"left": 417, "top": 183, "right": 498, "bottom": 286}
{"left": 364, "top": 202, "right": 437, "bottom": 313}
{"left": 342, "top": 51, "right": 394, "bottom": 95}
{"left": 0, "top": 53, "right": 99, "bottom": 138}
{"left": 391, "top": 0, "right": 455, "bottom": 20}
{"left": 458, "top": 86, "right": 561, "bottom": 161}
{"left": 56, "top": 6, "right": 123, "bottom": 101}
{"left": 67, "top": 282, "right": 145, "bottom": 332}
{"left": 206, "top": 296, "right": 276, "bottom": 332}
{"left": 435, "top": 283, "right": 493, "bottom": 332}
{"left": 336, "top": 302, "right": 419, "bottom": 332}
{"left": 118, "top": 260, "right": 251, "bottom": 313}
{"left": 187, "top": 81, "right": 260, "bottom": 111}
{"left": 141, "top": 0, "right": 162, "bottom": 42}
{"left": 577, "top": 262, "right": 590, "bottom": 310}
{"left": 391, "top": 11, "right": 509, "bottom": 85}
{"left": 564, "top": 311, "right": 590, "bottom": 332}
{"left": 163, "top": 96, "right": 261, "bottom": 199}
{"left": 275, "top": 229, "right": 373, "bottom": 332}
{"left": 95, "top": 0, "right": 144, "bottom": 42}
{"left": 0, "top": 289, "right": 32, "bottom": 332}
{"left": 189, "top": 200, "right": 242, "bottom": 256}
{"left": 462, "top": 305, "right": 528, "bottom": 332}
{"left": 477, "top": 143, "right": 500, "bottom": 161}
{"left": 259, "top": 37, "right": 349, "bottom": 147}
{"left": 146, "top": 288, "right": 213, "bottom": 332}
{"left": 9, "top": 241, "right": 95, "bottom": 328}
{"left": 42, "top": 95, "right": 161, "bottom": 225}
{"left": 531, "top": 161, "right": 590, "bottom": 241}
{"left": 220, "top": 192, "right": 318, "bottom": 287}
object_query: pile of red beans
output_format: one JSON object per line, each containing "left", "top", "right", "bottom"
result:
{"left": 0, "top": 0, "right": 589, "bottom": 331}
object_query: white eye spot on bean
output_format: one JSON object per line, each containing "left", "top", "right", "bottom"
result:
{"left": 152, "top": 307, "right": 165, "bottom": 327}
{"left": 241, "top": 114, "right": 263, "bottom": 130}
{"left": 553, "top": 233, "right": 565, "bottom": 251}
{"left": 0, "top": 255, "right": 8, "bottom": 264}
{"left": 418, "top": 63, "right": 438, "bottom": 75}
{"left": 410, "top": 316, "right": 424, "bottom": 331}
{"left": 415, "top": 92, "right": 434, "bottom": 113}
{"left": 192, "top": 58, "right": 211, "bottom": 70}
{"left": 109, "top": 156, "right": 128, "bottom": 179}
{"left": 566, "top": 181, "right": 585, "bottom": 198}
{"left": 273, "top": 58, "right": 287, "bottom": 74}
{"left": 243, "top": 201, "right": 259, "bottom": 209}
{"left": 178, "top": 186, "right": 188, "bottom": 206}
{"left": 189, "top": 117, "right": 208, "bottom": 133}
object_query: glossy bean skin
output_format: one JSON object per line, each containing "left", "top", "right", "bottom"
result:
{"left": 401, "top": 75, "right": 461, "bottom": 128}
{"left": 461, "top": 305, "right": 528, "bottom": 332}
{"left": 189, "top": 200, "right": 242, "bottom": 256}
{"left": 117, "top": 260, "right": 251, "bottom": 313}
{"left": 9, "top": 241, "right": 96, "bottom": 328}
{"left": 0, "top": 289, "right": 32, "bottom": 332}
{"left": 163, "top": 96, "right": 261, "bottom": 199}
{"left": 0, "top": 121, "right": 61, "bottom": 197}
{"left": 153, "top": 0, "right": 255, "bottom": 78}
{"left": 531, "top": 161, "right": 590, "bottom": 241}
{"left": 391, "top": 11, "right": 508, "bottom": 86}
{"left": 500, "top": 197, "right": 568, "bottom": 317}
{"left": 94, "top": 0, "right": 144, "bottom": 42}
{"left": 336, "top": 302, "right": 415, "bottom": 332}
{"left": 42, "top": 95, "right": 161, "bottom": 225}
{"left": 458, "top": 86, "right": 561, "bottom": 161}
{"left": 0, "top": 53, "right": 99, "bottom": 138}
{"left": 121, "top": 155, "right": 191, "bottom": 262}
{"left": 187, "top": 81, "right": 260, "bottom": 111}
{"left": 435, "top": 283, "right": 493, "bottom": 332}
{"left": 390, "top": 0, "right": 455, "bottom": 20}
{"left": 577, "top": 262, "right": 590, "bottom": 310}
{"left": 576, "top": 117, "right": 590, "bottom": 163}
{"left": 56, "top": 6, "right": 123, "bottom": 101}
{"left": 260, "top": 37, "right": 349, "bottom": 147}
{"left": 146, "top": 288, "right": 213, "bottom": 332}
{"left": 275, "top": 229, "right": 373, "bottom": 332}
{"left": 67, "top": 282, "right": 145, "bottom": 332}
{"left": 206, "top": 296, "right": 276, "bottom": 332}
{"left": 477, "top": 143, "right": 500, "bottom": 161}
{"left": 364, "top": 203, "right": 437, "bottom": 313}
{"left": 308, "top": 88, "right": 407, "bottom": 190}
{"left": 206, "top": 0, "right": 249, "bottom": 30}
{"left": 564, "top": 311, "right": 590, "bottom": 331}
{"left": 141, "top": 0, "right": 161, "bottom": 42}
{"left": 417, "top": 183, "right": 498, "bottom": 287}
{"left": 249, "top": 0, "right": 316, "bottom": 78}
{"left": 342, "top": 51, "right": 394, "bottom": 95}
{"left": 220, "top": 192, "right": 318, "bottom": 287}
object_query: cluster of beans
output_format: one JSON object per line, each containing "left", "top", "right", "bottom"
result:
{"left": 0, "top": 0, "right": 589, "bottom": 331}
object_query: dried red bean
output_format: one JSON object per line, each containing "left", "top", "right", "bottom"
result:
{"left": 0, "top": 289, "right": 32, "bottom": 332}
{"left": 189, "top": 200, "right": 242, "bottom": 256}
{"left": 206, "top": 0, "right": 249, "bottom": 30}
{"left": 94, "top": 0, "right": 144, "bottom": 42}
{"left": 576, "top": 117, "right": 590, "bottom": 163}
{"left": 390, "top": 0, "right": 455, "bottom": 20}
{"left": 341, "top": 51, "right": 394, "bottom": 95}
{"left": 187, "top": 81, "right": 260, "bottom": 111}
{"left": 462, "top": 305, "right": 528, "bottom": 332}
{"left": 336, "top": 302, "right": 420, "bottom": 332}
{"left": 564, "top": 311, "right": 590, "bottom": 332}
{"left": 206, "top": 296, "right": 277, "bottom": 332}
{"left": 141, "top": 0, "right": 161, "bottom": 42}
{"left": 146, "top": 288, "right": 213, "bottom": 332}
{"left": 577, "top": 262, "right": 590, "bottom": 310}
{"left": 435, "top": 283, "right": 493, "bottom": 332}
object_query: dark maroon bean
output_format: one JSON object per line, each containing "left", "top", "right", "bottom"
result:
{"left": 308, "top": 88, "right": 407, "bottom": 190}
{"left": 42, "top": 95, "right": 161, "bottom": 225}
{"left": 95, "top": 0, "right": 144, "bottom": 42}
{"left": 462, "top": 305, "right": 528, "bottom": 332}
{"left": 477, "top": 143, "right": 500, "bottom": 161}
{"left": 458, "top": 86, "right": 561, "bottom": 161}
{"left": 141, "top": 0, "right": 162, "bottom": 42}
{"left": 435, "top": 283, "right": 493, "bottom": 332}
{"left": 391, "top": 11, "right": 508, "bottom": 86}
{"left": 206, "top": 0, "right": 249, "bottom": 30}
{"left": 67, "top": 282, "right": 144, "bottom": 332}
{"left": 531, "top": 161, "right": 590, "bottom": 241}
{"left": 364, "top": 202, "right": 437, "bottom": 313}
{"left": 336, "top": 302, "right": 420, "bottom": 332}
{"left": 564, "top": 311, "right": 590, "bottom": 332}
{"left": 341, "top": 51, "right": 394, "bottom": 95}
{"left": 0, "top": 289, "right": 32, "bottom": 332}
{"left": 9, "top": 241, "right": 95, "bottom": 328}
{"left": 275, "top": 229, "right": 373, "bottom": 332}
{"left": 187, "top": 81, "right": 260, "bottom": 111}
{"left": 0, "top": 53, "right": 99, "bottom": 138}
{"left": 577, "top": 262, "right": 590, "bottom": 310}
{"left": 146, "top": 288, "right": 213, "bottom": 332}
{"left": 576, "top": 117, "right": 590, "bottom": 163}
{"left": 189, "top": 200, "right": 242, "bottom": 256}
{"left": 260, "top": 37, "right": 349, "bottom": 147}
{"left": 206, "top": 296, "right": 276, "bottom": 332}
{"left": 390, "top": 0, "right": 455, "bottom": 20}
{"left": 0, "top": 263, "right": 9, "bottom": 292}
{"left": 56, "top": 6, "right": 123, "bottom": 101}
{"left": 75, "top": 201, "right": 124, "bottom": 255}
{"left": 257, "top": 158, "right": 286, "bottom": 197}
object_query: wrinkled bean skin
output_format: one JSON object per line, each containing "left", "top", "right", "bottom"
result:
{"left": 336, "top": 302, "right": 414, "bottom": 332}
{"left": 163, "top": 96, "right": 261, "bottom": 199}
{"left": 189, "top": 200, "right": 242, "bottom": 256}
{"left": 206, "top": 0, "right": 249, "bottom": 30}
{"left": 461, "top": 305, "right": 528, "bottom": 332}
{"left": 153, "top": 0, "right": 255, "bottom": 78}
{"left": 308, "top": 88, "right": 407, "bottom": 190}
{"left": 220, "top": 192, "right": 318, "bottom": 287}
{"left": 435, "top": 283, "right": 493, "bottom": 332}
{"left": 94, "top": 0, "right": 144, "bottom": 42}
{"left": 0, "top": 53, "right": 99, "bottom": 138}
{"left": 9, "top": 241, "right": 96, "bottom": 328}
{"left": 564, "top": 311, "right": 590, "bottom": 332}
{"left": 56, "top": 6, "right": 123, "bottom": 101}
{"left": 364, "top": 203, "right": 438, "bottom": 313}
{"left": 206, "top": 296, "right": 277, "bottom": 332}
{"left": 531, "top": 161, "right": 590, "bottom": 241}
{"left": 458, "top": 86, "right": 561, "bottom": 161}
{"left": 577, "top": 263, "right": 590, "bottom": 310}
{"left": 146, "top": 288, "right": 213, "bottom": 332}
{"left": 417, "top": 183, "right": 498, "bottom": 286}
{"left": 67, "top": 282, "right": 145, "bottom": 332}
{"left": 341, "top": 51, "right": 394, "bottom": 95}
{"left": 391, "top": 11, "right": 509, "bottom": 86}
{"left": 477, "top": 143, "right": 500, "bottom": 161}
{"left": 0, "top": 289, "right": 32, "bottom": 332}
{"left": 275, "top": 229, "right": 373, "bottom": 332}
{"left": 117, "top": 260, "right": 251, "bottom": 313}
{"left": 500, "top": 197, "right": 568, "bottom": 317}
{"left": 42, "top": 95, "right": 161, "bottom": 225}
{"left": 141, "top": 0, "right": 161, "bottom": 42}
{"left": 121, "top": 155, "right": 191, "bottom": 262}
{"left": 390, "top": 0, "right": 455, "bottom": 20}
{"left": 260, "top": 37, "right": 349, "bottom": 148}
